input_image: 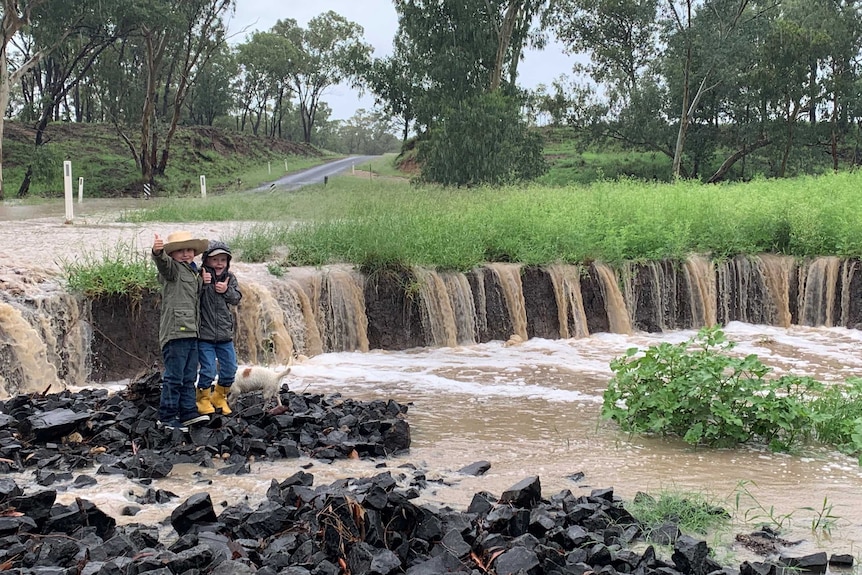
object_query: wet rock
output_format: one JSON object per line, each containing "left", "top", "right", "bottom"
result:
{"left": 649, "top": 521, "right": 683, "bottom": 545}
{"left": 829, "top": 554, "right": 854, "bottom": 567}
{"left": 20, "top": 408, "right": 91, "bottom": 441}
{"left": 0, "top": 476, "right": 23, "bottom": 501}
{"left": 779, "top": 552, "right": 828, "bottom": 573}
{"left": 740, "top": 561, "right": 776, "bottom": 575}
{"left": 672, "top": 534, "right": 710, "bottom": 575}
{"left": 72, "top": 474, "right": 97, "bottom": 488}
{"left": 171, "top": 492, "right": 218, "bottom": 536}
{"left": 457, "top": 460, "right": 491, "bottom": 476}
{"left": 495, "top": 545, "right": 540, "bottom": 575}
{"left": 0, "top": 469, "right": 854, "bottom": 575}
{"left": 0, "top": 373, "right": 412, "bottom": 477}
{"left": 500, "top": 475, "right": 542, "bottom": 508}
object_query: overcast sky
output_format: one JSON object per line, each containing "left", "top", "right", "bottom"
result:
{"left": 228, "top": 0, "right": 576, "bottom": 121}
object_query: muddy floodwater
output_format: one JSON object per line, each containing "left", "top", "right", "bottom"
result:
{"left": 38, "top": 323, "right": 862, "bottom": 569}
{"left": 3, "top": 204, "right": 862, "bottom": 567}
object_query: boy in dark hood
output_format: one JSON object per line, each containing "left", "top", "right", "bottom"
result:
{"left": 197, "top": 240, "right": 242, "bottom": 415}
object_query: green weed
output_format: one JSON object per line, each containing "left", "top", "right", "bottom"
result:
{"left": 60, "top": 241, "right": 157, "bottom": 299}
{"left": 628, "top": 488, "right": 731, "bottom": 538}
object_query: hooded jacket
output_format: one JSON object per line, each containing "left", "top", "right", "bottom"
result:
{"left": 152, "top": 249, "right": 202, "bottom": 349}
{"left": 199, "top": 241, "right": 242, "bottom": 343}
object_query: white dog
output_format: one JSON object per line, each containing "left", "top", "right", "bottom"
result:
{"left": 228, "top": 366, "right": 291, "bottom": 407}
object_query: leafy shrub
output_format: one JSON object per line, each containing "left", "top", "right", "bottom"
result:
{"left": 810, "top": 378, "right": 862, "bottom": 462}
{"left": 602, "top": 326, "right": 823, "bottom": 451}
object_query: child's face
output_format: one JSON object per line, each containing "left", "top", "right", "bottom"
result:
{"left": 169, "top": 247, "right": 196, "bottom": 263}
{"left": 205, "top": 253, "right": 229, "bottom": 275}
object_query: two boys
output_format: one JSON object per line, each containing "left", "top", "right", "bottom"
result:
{"left": 151, "top": 231, "right": 240, "bottom": 431}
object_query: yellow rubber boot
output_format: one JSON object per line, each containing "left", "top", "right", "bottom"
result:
{"left": 195, "top": 387, "right": 215, "bottom": 415}
{"left": 211, "top": 384, "right": 232, "bottom": 415}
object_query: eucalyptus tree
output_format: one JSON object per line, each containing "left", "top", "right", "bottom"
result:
{"left": 100, "top": 0, "right": 233, "bottom": 188}
{"left": 0, "top": 0, "right": 71, "bottom": 200}
{"left": 661, "top": 0, "right": 763, "bottom": 178}
{"left": 234, "top": 31, "right": 296, "bottom": 137}
{"left": 14, "top": 0, "right": 127, "bottom": 197}
{"left": 391, "top": 0, "right": 550, "bottom": 185}
{"left": 185, "top": 43, "right": 236, "bottom": 126}
{"left": 800, "top": 0, "right": 862, "bottom": 171}
{"left": 363, "top": 31, "right": 419, "bottom": 143}
{"left": 234, "top": 34, "right": 276, "bottom": 135}
{"left": 334, "top": 109, "right": 400, "bottom": 155}
{"left": 547, "top": 0, "right": 659, "bottom": 115}
{"left": 270, "top": 12, "right": 371, "bottom": 144}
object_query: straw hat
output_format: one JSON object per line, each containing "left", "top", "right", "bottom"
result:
{"left": 163, "top": 231, "right": 208, "bottom": 255}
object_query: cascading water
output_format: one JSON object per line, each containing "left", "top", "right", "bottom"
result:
{"left": 3, "top": 248, "right": 862, "bottom": 392}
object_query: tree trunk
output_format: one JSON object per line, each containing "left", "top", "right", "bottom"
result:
{"left": 139, "top": 25, "right": 170, "bottom": 186}
{"left": 490, "top": 0, "right": 521, "bottom": 91}
{"left": 707, "top": 138, "right": 771, "bottom": 183}
{"left": 779, "top": 101, "right": 800, "bottom": 178}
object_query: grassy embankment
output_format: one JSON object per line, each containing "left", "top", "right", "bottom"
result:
{"left": 1, "top": 122, "right": 338, "bottom": 198}
{"left": 120, "top": 166, "right": 862, "bottom": 273}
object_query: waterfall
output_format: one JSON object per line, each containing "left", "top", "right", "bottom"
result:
{"left": 442, "top": 271, "right": 478, "bottom": 345}
{"left": 412, "top": 267, "right": 458, "bottom": 348}
{"left": 486, "top": 263, "right": 528, "bottom": 341}
{"left": 3, "top": 256, "right": 862, "bottom": 393}
{"left": 321, "top": 267, "right": 369, "bottom": 352}
{"left": 755, "top": 254, "right": 795, "bottom": 328}
{"left": 683, "top": 255, "right": 716, "bottom": 327}
{"left": 235, "top": 282, "right": 294, "bottom": 365}
{"left": 799, "top": 256, "right": 841, "bottom": 327}
{"left": 593, "top": 262, "right": 632, "bottom": 335}
{"left": 546, "top": 264, "right": 589, "bottom": 339}
{"left": 0, "top": 299, "right": 65, "bottom": 396}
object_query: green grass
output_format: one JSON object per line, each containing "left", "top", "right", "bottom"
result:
{"left": 353, "top": 153, "right": 408, "bottom": 178}
{"left": 120, "top": 169, "right": 862, "bottom": 272}
{"left": 628, "top": 488, "right": 731, "bottom": 538}
{"left": 60, "top": 240, "right": 157, "bottom": 298}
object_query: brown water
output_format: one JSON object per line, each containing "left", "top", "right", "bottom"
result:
{"left": 3, "top": 204, "right": 862, "bottom": 566}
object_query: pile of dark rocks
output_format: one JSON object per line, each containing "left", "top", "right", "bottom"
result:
{"left": 0, "top": 373, "right": 853, "bottom": 574}
{"left": 0, "top": 371, "right": 410, "bottom": 479}
{"left": 1, "top": 468, "right": 850, "bottom": 575}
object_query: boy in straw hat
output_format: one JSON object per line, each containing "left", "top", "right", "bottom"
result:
{"left": 151, "top": 230, "right": 211, "bottom": 432}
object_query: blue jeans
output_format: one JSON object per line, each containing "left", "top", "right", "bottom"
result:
{"left": 160, "top": 338, "right": 199, "bottom": 422}
{"left": 198, "top": 340, "right": 237, "bottom": 389}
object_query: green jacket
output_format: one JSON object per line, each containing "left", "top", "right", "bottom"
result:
{"left": 152, "top": 250, "right": 202, "bottom": 349}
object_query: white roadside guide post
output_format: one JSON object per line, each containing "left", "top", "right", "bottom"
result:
{"left": 268, "top": 161, "right": 271, "bottom": 175}
{"left": 200, "top": 175, "right": 207, "bottom": 198}
{"left": 63, "top": 161, "right": 73, "bottom": 224}
{"left": 284, "top": 159, "right": 288, "bottom": 171}
{"left": 78, "top": 177, "right": 84, "bottom": 203}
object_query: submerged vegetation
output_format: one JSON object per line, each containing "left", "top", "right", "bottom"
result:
{"left": 603, "top": 326, "right": 862, "bottom": 463}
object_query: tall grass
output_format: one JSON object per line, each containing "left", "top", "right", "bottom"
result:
{"left": 123, "top": 170, "right": 862, "bottom": 271}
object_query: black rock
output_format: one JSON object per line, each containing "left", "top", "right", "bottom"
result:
{"left": 457, "top": 460, "right": 491, "bottom": 476}
{"left": 171, "top": 492, "right": 218, "bottom": 536}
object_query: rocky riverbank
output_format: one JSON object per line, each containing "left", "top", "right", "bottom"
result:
{"left": 0, "top": 375, "right": 854, "bottom": 574}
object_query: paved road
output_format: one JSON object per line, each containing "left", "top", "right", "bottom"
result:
{"left": 253, "top": 155, "right": 378, "bottom": 192}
